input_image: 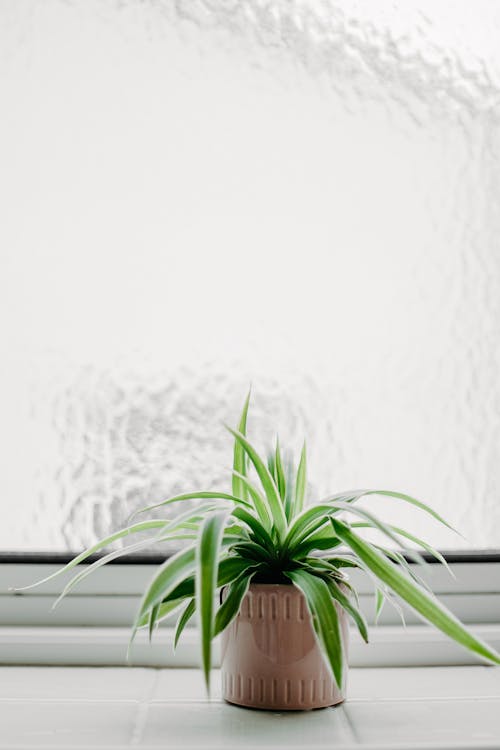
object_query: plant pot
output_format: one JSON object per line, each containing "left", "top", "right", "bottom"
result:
{"left": 220, "top": 582, "right": 349, "bottom": 710}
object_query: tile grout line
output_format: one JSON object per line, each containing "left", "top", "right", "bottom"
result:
{"left": 130, "top": 668, "right": 161, "bottom": 746}
{"left": 0, "top": 698, "right": 142, "bottom": 705}
{"left": 339, "top": 703, "right": 362, "bottom": 745}
{"left": 340, "top": 695, "right": 500, "bottom": 704}
{"left": 1, "top": 695, "right": 496, "bottom": 705}
{"left": 0, "top": 695, "right": 497, "bottom": 705}
{"left": 147, "top": 695, "right": 500, "bottom": 705}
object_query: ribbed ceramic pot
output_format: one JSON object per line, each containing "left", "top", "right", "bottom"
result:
{"left": 220, "top": 583, "right": 349, "bottom": 710}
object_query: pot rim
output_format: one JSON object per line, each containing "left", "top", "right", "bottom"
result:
{"left": 246, "top": 578, "right": 350, "bottom": 587}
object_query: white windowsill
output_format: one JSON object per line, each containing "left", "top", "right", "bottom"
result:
{"left": 1, "top": 665, "right": 499, "bottom": 749}
{"left": 1, "top": 624, "right": 499, "bottom": 668}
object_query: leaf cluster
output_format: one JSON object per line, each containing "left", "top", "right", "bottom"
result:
{"left": 17, "top": 392, "right": 500, "bottom": 691}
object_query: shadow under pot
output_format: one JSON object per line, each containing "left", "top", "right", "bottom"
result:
{"left": 220, "top": 582, "right": 349, "bottom": 710}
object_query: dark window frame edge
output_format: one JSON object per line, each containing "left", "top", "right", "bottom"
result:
{"left": 1, "top": 550, "right": 500, "bottom": 565}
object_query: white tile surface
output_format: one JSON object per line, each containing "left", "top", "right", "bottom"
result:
{"left": 141, "top": 702, "right": 354, "bottom": 748}
{"left": 152, "top": 667, "right": 211, "bottom": 701}
{"left": 347, "top": 666, "right": 500, "bottom": 701}
{"left": 344, "top": 700, "right": 500, "bottom": 748}
{"left": 0, "top": 666, "right": 155, "bottom": 700}
{"left": 0, "top": 667, "right": 498, "bottom": 749}
{"left": 0, "top": 702, "right": 137, "bottom": 747}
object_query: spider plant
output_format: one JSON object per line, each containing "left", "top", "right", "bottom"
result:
{"left": 17, "top": 392, "right": 500, "bottom": 692}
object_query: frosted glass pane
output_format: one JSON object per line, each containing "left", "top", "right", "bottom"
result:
{"left": 1, "top": 0, "right": 500, "bottom": 551}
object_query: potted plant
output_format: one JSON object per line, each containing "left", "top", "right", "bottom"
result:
{"left": 17, "top": 392, "right": 500, "bottom": 710}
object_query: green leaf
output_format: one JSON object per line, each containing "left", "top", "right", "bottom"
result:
{"left": 373, "top": 545, "right": 432, "bottom": 593}
{"left": 231, "top": 471, "right": 271, "bottom": 528}
{"left": 326, "top": 579, "right": 369, "bottom": 643}
{"left": 131, "top": 545, "right": 198, "bottom": 647}
{"left": 136, "top": 597, "right": 186, "bottom": 629}
{"left": 297, "top": 557, "right": 344, "bottom": 576}
{"left": 294, "top": 442, "right": 307, "bottom": 517}
{"left": 284, "top": 455, "right": 295, "bottom": 519}
{"left": 283, "top": 504, "right": 339, "bottom": 554}
{"left": 225, "top": 427, "right": 287, "bottom": 538}
{"left": 223, "top": 524, "right": 247, "bottom": 537}
{"left": 196, "top": 511, "right": 231, "bottom": 692}
{"left": 330, "top": 501, "right": 427, "bottom": 567}
{"left": 286, "top": 569, "right": 345, "bottom": 688}
{"left": 130, "top": 491, "right": 252, "bottom": 521}
{"left": 324, "top": 556, "right": 360, "bottom": 569}
{"left": 231, "top": 507, "right": 275, "bottom": 552}
{"left": 375, "top": 588, "right": 385, "bottom": 624}
{"left": 230, "top": 541, "right": 275, "bottom": 564}
{"left": 377, "top": 585, "right": 407, "bottom": 626}
{"left": 216, "top": 556, "right": 261, "bottom": 587}
{"left": 324, "top": 489, "right": 457, "bottom": 533}
{"left": 149, "top": 603, "right": 161, "bottom": 642}
{"left": 158, "top": 575, "right": 196, "bottom": 603}
{"left": 293, "top": 533, "right": 342, "bottom": 558}
{"left": 213, "top": 572, "right": 254, "bottom": 637}
{"left": 158, "top": 501, "right": 223, "bottom": 533}
{"left": 368, "top": 490, "right": 457, "bottom": 533}
{"left": 275, "top": 437, "right": 287, "bottom": 502}
{"left": 232, "top": 390, "right": 251, "bottom": 501}
{"left": 164, "top": 556, "right": 258, "bottom": 604}
{"left": 331, "top": 519, "right": 500, "bottom": 665}
{"left": 12, "top": 520, "right": 169, "bottom": 592}
{"left": 174, "top": 598, "right": 196, "bottom": 650}
{"left": 52, "top": 530, "right": 196, "bottom": 609}
{"left": 387, "top": 525, "right": 454, "bottom": 577}
{"left": 267, "top": 452, "right": 276, "bottom": 483}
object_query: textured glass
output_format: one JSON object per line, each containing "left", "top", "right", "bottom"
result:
{"left": 1, "top": 1, "right": 500, "bottom": 551}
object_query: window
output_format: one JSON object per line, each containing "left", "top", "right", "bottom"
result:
{"left": 2, "top": 2, "right": 500, "bottom": 560}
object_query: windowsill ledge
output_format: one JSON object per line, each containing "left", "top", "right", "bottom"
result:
{"left": 2, "top": 624, "right": 499, "bottom": 668}
{"left": 1, "top": 665, "right": 499, "bottom": 749}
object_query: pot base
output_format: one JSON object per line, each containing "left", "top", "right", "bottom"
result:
{"left": 223, "top": 695, "right": 345, "bottom": 712}
{"left": 222, "top": 672, "right": 345, "bottom": 711}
